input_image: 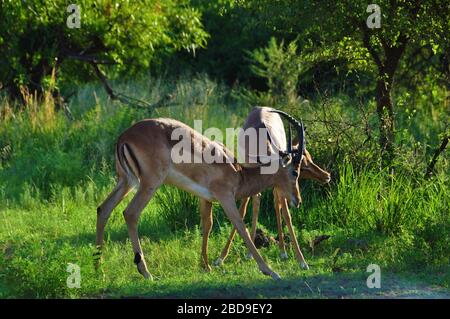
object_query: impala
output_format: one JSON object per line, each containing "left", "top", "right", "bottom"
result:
{"left": 95, "top": 110, "right": 306, "bottom": 280}
{"left": 213, "top": 150, "right": 331, "bottom": 268}
{"left": 211, "top": 107, "right": 331, "bottom": 269}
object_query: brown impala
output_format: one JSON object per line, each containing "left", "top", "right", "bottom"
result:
{"left": 211, "top": 107, "right": 331, "bottom": 269}
{"left": 96, "top": 109, "right": 306, "bottom": 280}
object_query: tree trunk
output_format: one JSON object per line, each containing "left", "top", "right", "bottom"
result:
{"left": 376, "top": 74, "right": 395, "bottom": 164}
{"left": 375, "top": 42, "right": 407, "bottom": 167}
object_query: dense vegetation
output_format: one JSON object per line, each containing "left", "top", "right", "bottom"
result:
{"left": 0, "top": 0, "right": 449, "bottom": 298}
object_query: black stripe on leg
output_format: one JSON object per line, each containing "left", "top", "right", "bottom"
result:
{"left": 134, "top": 252, "right": 142, "bottom": 265}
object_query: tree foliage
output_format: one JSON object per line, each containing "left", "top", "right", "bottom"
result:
{"left": 236, "top": 0, "right": 450, "bottom": 163}
{"left": 0, "top": 0, "right": 208, "bottom": 98}
{"left": 1, "top": 0, "right": 448, "bottom": 164}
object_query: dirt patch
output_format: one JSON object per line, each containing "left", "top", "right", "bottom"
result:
{"left": 136, "top": 271, "right": 450, "bottom": 299}
{"left": 286, "top": 272, "right": 450, "bottom": 299}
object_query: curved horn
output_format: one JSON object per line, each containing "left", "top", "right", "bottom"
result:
{"left": 270, "top": 109, "right": 305, "bottom": 162}
{"left": 287, "top": 123, "right": 292, "bottom": 153}
{"left": 298, "top": 120, "right": 305, "bottom": 158}
{"left": 269, "top": 109, "right": 302, "bottom": 128}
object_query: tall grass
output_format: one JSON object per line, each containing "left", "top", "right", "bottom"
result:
{"left": 154, "top": 186, "right": 199, "bottom": 232}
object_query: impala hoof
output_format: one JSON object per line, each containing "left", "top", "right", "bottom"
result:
{"left": 245, "top": 253, "right": 253, "bottom": 260}
{"left": 213, "top": 258, "right": 223, "bottom": 266}
{"left": 271, "top": 272, "right": 282, "bottom": 280}
{"left": 202, "top": 264, "right": 212, "bottom": 272}
{"left": 138, "top": 267, "right": 153, "bottom": 280}
{"left": 260, "top": 267, "right": 281, "bottom": 280}
{"left": 300, "top": 261, "right": 309, "bottom": 270}
{"left": 280, "top": 252, "right": 288, "bottom": 260}
{"left": 142, "top": 271, "right": 153, "bottom": 280}
{"left": 135, "top": 253, "right": 152, "bottom": 279}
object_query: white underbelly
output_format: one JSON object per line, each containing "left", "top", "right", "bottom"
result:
{"left": 167, "top": 169, "right": 214, "bottom": 201}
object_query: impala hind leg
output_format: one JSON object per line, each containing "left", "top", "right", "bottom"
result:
{"left": 280, "top": 198, "right": 309, "bottom": 270}
{"left": 200, "top": 199, "right": 213, "bottom": 271}
{"left": 96, "top": 179, "right": 132, "bottom": 250}
{"left": 214, "top": 197, "right": 250, "bottom": 266}
{"left": 219, "top": 196, "right": 280, "bottom": 280}
{"left": 123, "top": 184, "right": 158, "bottom": 279}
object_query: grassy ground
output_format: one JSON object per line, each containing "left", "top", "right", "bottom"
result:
{"left": 0, "top": 75, "right": 449, "bottom": 298}
{"left": 0, "top": 195, "right": 448, "bottom": 298}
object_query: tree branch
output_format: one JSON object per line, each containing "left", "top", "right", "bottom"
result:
{"left": 360, "top": 22, "right": 384, "bottom": 71}
{"left": 425, "top": 135, "right": 449, "bottom": 178}
{"left": 89, "top": 61, "right": 117, "bottom": 100}
{"left": 88, "top": 61, "right": 170, "bottom": 110}
{"left": 68, "top": 54, "right": 118, "bottom": 65}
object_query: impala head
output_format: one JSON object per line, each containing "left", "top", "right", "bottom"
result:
{"left": 269, "top": 110, "right": 306, "bottom": 208}
{"left": 289, "top": 135, "right": 331, "bottom": 184}
{"left": 300, "top": 149, "right": 331, "bottom": 184}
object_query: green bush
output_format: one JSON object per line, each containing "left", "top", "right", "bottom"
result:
{"left": 248, "top": 37, "right": 304, "bottom": 107}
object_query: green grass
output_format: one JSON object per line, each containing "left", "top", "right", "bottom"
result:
{"left": 1, "top": 175, "right": 448, "bottom": 298}
{"left": 0, "top": 74, "right": 449, "bottom": 298}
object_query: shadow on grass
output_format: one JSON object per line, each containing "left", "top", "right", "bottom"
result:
{"left": 124, "top": 271, "right": 450, "bottom": 299}
{"left": 58, "top": 219, "right": 196, "bottom": 249}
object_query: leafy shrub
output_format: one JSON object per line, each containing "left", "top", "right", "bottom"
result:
{"left": 248, "top": 37, "right": 304, "bottom": 107}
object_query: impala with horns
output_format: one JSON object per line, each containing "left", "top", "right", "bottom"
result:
{"left": 95, "top": 110, "right": 306, "bottom": 280}
{"left": 208, "top": 107, "right": 330, "bottom": 269}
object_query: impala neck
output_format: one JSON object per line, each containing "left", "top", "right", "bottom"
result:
{"left": 236, "top": 166, "right": 276, "bottom": 199}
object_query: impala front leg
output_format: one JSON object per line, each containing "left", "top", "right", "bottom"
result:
{"left": 280, "top": 198, "right": 309, "bottom": 270}
{"left": 219, "top": 195, "right": 281, "bottom": 280}
{"left": 215, "top": 197, "right": 250, "bottom": 266}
